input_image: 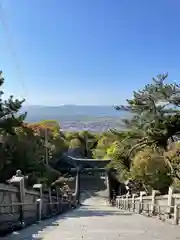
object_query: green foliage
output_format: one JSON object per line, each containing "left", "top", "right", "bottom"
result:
{"left": 0, "top": 72, "right": 66, "bottom": 186}
{"left": 87, "top": 73, "right": 180, "bottom": 193}
{"left": 93, "top": 136, "right": 110, "bottom": 158}
{"left": 0, "top": 71, "right": 26, "bottom": 135}
{"left": 106, "top": 74, "right": 180, "bottom": 192}
{"left": 92, "top": 133, "right": 118, "bottom": 159}
{"left": 64, "top": 132, "right": 79, "bottom": 141}
{"left": 130, "top": 148, "right": 172, "bottom": 193}
{"left": 37, "top": 120, "right": 61, "bottom": 137}
{"left": 65, "top": 130, "right": 98, "bottom": 158}
{"left": 115, "top": 73, "right": 180, "bottom": 150}
{"left": 2, "top": 69, "right": 180, "bottom": 194}
{"left": 69, "top": 138, "right": 82, "bottom": 148}
{"left": 164, "top": 142, "right": 180, "bottom": 182}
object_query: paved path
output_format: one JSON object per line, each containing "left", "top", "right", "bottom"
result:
{"left": 2, "top": 196, "right": 180, "bottom": 240}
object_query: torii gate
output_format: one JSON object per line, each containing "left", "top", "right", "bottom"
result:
{"left": 54, "top": 154, "right": 112, "bottom": 203}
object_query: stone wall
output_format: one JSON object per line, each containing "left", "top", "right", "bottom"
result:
{"left": 115, "top": 187, "right": 180, "bottom": 225}
{"left": 0, "top": 183, "right": 20, "bottom": 234}
{"left": 0, "top": 183, "right": 19, "bottom": 206}
{"left": 0, "top": 182, "right": 75, "bottom": 236}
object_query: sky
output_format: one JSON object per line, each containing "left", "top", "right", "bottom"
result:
{"left": 0, "top": 0, "right": 180, "bottom": 106}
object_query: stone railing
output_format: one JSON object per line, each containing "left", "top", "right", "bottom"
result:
{"left": 115, "top": 187, "right": 180, "bottom": 225}
{"left": 0, "top": 171, "right": 78, "bottom": 237}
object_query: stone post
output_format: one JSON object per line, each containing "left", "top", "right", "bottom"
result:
{"left": 168, "top": 186, "right": 174, "bottom": 214}
{"left": 116, "top": 196, "right": 120, "bottom": 209}
{"left": 33, "top": 184, "right": 43, "bottom": 199}
{"left": 75, "top": 166, "right": 80, "bottom": 204}
{"left": 123, "top": 197, "right": 126, "bottom": 209}
{"left": 9, "top": 170, "right": 25, "bottom": 227}
{"left": 56, "top": 187, "right": 60, "bottom": 213}
{"left": 36, "top": 199, "right": 42, "bottom": 222}
{"left": 151, "top": 190, "right": 160, "bottom": 215}
{"left": 120, "top": 197, "right": 122, "bottom": 209}
{"left": 139, "top": 191, "right": 146, "bottom": 213}
{"left": 132, "top": 194, "right": 137, "bottom": 212}
{"left": 174, "top": 205, "right": 179, "bottom": 225}
{"left": 48, "top": 188, "right": 52, "bottom": 216}
{"left": 106, "top": 170, "right": 112, "bottom": 204}
{"left": 126, "top": 195, "right": 129, "bottom": 210}
{"left": 59, "top": 188, "right": 63, "bottom": 212}
{"left": 137, "top": 201, "right": 141, "bottom": 214}
{"left": 151, "top": 190, "right": 156, "bottom": 215}
{"left": 33, "top": 184, "right": 43, "bottom": 221}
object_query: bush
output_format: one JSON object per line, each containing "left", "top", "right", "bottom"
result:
{"left": 130, "top": 148, "right": 172, "bottom": 193}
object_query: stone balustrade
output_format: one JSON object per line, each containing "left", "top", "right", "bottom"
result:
{"left": 0, "top": 170, "right": 78, "bottom": 237}
{"left": 115, "top": 187, "right": 180, "bottom": 225}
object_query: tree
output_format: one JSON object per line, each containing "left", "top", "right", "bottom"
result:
{"left": 0, "top": 71, "right": 29, "bottom": 182}
{"left": 114, "top": 73, "right": 180, "bottom": 180}
{"left": 164, "top": 142, "right": 180, "bottom": 182}
{"left": 0, "top": 71, "right": 26, "bottom": 135}
{"left": 67, "top": 138, "right": 85, "bottom": 157}
{"left": 28, "top": 122, "right": 68, "bottom": 160}
{"left": 130, "top": 148, "right": 172, "bottom": 193}
{"left": 106, "top": 130, "right": 143, "bottom": 182}
{"left": 115, "top": 73, "right": 180, "bottom": 149}
{"left": 93, "top": 135, "right": 114, "bottom": 159}
{"left": 0, "top": 72, "right": 64, "bottom": 185}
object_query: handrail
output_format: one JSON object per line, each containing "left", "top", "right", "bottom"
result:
{"left": 115, "top": 196, "right": 180, "bottom": 225}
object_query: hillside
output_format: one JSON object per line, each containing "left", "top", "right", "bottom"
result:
{"left": 21, "top": 105, "right": 129, "bottom": 132}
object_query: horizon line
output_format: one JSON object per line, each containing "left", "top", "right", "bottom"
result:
{"left": 22, "top": 104, "right": 118, "bottom": 107}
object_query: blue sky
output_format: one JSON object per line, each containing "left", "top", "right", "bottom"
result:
{"left": 0, "top": 0, "right": 180, "bottom": 106}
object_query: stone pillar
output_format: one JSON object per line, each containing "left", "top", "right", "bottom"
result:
{"left": 132, "top": 194, "right": 137, "bottom": 212}
{"left": 174, "top": 205, "right": 179, "bottom": 225}
{"left": 33, "top": 184, "right": 43, "bottom": 221}
{"left": 56, "top": 187, "right": 60, "bottom": 213}
{"left": 33, "top": 183, "right": 43, "bottom": 198}
{"left": 59, "top": 188, "right": 63, "bottom": 212}
{"left": 116, "top": 196, "right": 120, "bottom": 208}
{"left": 10, "top": 170, "right": 25, "bottom": 227}
{"left": 123, "top": 197, "right": 126, "bottom": 209}
{"left": 106, "top": 170, "right": 112, "bottom": 204}
{"left": 125, "top": 194, "right": 129, "bottom": 210}
{"left": 140, "top": 191, "right": 146, "bottom": 201}
{"left": 168, "top": 186, "right": 174, "bottom": 213}
{"left": 139, "top": 191, "right": 146, "bottom": 213}
{"left": 36, "top": 199, "right": 42, "bottom": 222}
{"left": 151, "top": 190, "right": 160, "bottom": 215}
{"left": 48, "top": 188, "right": 52, "bottom": 215}
{"left": 75, "top": 166, "right": 80, "bottom": 204}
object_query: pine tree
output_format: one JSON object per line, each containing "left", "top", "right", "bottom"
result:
{"left": 115, "top": 73, "right": 180, "bottom": 151}
{"left": 0, "top": 71, "right": 26, "bottom": 135}
{"left": 114, "top": 73, "right": 180, "bottom": 181}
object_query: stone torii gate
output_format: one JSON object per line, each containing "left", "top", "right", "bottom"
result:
{"left": 54, "top": 154, "right": 113, "bottom": 203}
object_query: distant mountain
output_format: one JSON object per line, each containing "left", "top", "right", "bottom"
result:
{"left": 21, "top": 105, "right": 125, "bottom": 121}
{"left": 20, "top": 105, "right": 130, "bottom": 132}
